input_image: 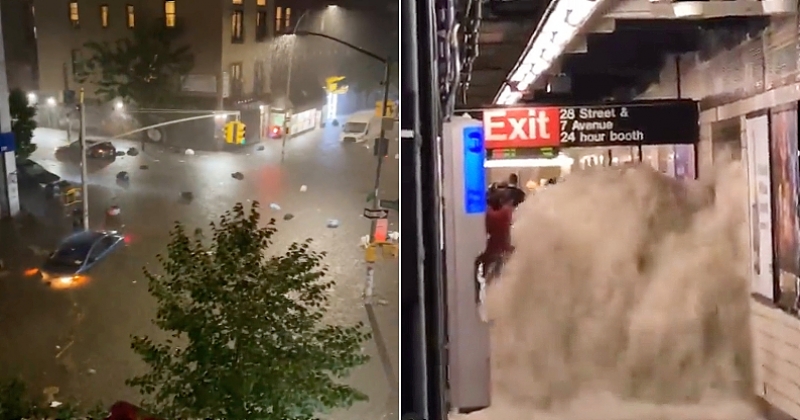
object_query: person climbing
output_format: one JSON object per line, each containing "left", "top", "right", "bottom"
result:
{"left": 480, "top": 188, "right": 514, "bottom": 282}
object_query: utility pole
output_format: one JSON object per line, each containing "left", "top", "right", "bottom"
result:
{"left": 368, "top": 61, "right": 392, "bottom": 241}
{"left": 79, "top": 88, "right": 89, "bottom": 229}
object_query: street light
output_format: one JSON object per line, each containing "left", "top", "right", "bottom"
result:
{"left": 46, "top": 97, "right": 56, "bottom": 107}
{"left": 294, "top": 29, "right": 392, "bottom": 235}
{"left": 26, "top": 92, "right": 37, "bottom": 105}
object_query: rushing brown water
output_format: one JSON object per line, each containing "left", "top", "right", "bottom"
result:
{"left": 461, "top": 163, "right": 759, "bottom": 420}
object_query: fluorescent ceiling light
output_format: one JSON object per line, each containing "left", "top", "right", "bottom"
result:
{"left": 493, "top": 0, "right": 605, "bottom": 105}
{"left": 484, "top": 154, "right": 575, "bottom": 168}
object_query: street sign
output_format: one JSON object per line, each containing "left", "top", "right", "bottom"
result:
{"left": 325, "top": 76, "right": 348, "bottom": 94}
{"left": 481, "top": 100, "right": 699, "bottom": 149}
{"left": 375, "top": 101, "right": 396, "bottom": 117}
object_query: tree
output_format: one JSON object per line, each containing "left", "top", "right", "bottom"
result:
{"left": 75, "top": 21, "right": 194, "bottom": 109}
{"left": 9, "top": 88, "right": 37, "bottom": 159}
{"left": 0, "top": 377, "right": 105, "bottom": 419}
{"left": 127, "top": 202, "right": 371, "bottom": 419}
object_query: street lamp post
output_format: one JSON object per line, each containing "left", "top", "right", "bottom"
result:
{"left": 294, "top": 30, "right": 392, "bottom": 230}
{"left": 281, "top": 10, "right": 312, "bottom": 162}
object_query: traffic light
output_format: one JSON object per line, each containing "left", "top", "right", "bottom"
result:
{"left": 223, "top": 122, "right": 234, "bottom": 144}
{"left": 235, "top": 122, "right": 246, "bottom": 144}
{"left": 223, "top": 121, "right": 246, "bottom": 144}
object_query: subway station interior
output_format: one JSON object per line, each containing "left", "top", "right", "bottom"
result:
{"left": 403, "top": 0, "right": 800, "bottom": 419}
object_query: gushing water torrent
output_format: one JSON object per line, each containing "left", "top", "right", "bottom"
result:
{"left": 461, "top": 163, "right": 759, "bottom": 420}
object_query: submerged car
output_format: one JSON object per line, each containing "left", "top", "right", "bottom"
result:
{"left": 61, "top": 140, "right": 117, "bottom": 159}
{"left": 40, "top": 230, "right": 124, "bottom": 286}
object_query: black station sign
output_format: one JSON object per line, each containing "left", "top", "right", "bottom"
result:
{"left": 481, "top": 100, "right": 700, "bottom": 149}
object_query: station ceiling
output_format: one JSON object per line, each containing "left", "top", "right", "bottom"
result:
{"left": 465, "top": 1, "right": 770, "bottom": 108}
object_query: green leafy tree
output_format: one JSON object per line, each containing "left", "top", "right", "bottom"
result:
{"left": 127, "top": 202, "right": 371, "bottom": 419}
{"left": 75, "top": 20, "right": 194, "bottom": 108}
{"left": 0, "top": 377, "right": 105, "bottom": 419}
{"left": 9, "top": 88, "right": 37, "bottom": 159}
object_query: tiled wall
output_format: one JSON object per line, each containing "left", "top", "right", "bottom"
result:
{"left": 639, "top": 16, "right": 800, "bottom": 419}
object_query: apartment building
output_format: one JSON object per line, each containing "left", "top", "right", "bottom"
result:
{"left": 32, "top": 0, "right": 290, "bottom": 105}
{"left": 0, "top": 0, "right": 38, "bottom": 92}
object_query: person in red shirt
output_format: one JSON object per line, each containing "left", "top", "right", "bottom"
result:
{"left": 481, "top": 189, "right": 514, "bottom": 281}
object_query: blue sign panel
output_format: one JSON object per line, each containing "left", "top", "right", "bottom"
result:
{"left": 0, "top": 132, "right": 14, "bottom": 153}
{"left": 462, "top": 125, "right": 486, "bottom": 214}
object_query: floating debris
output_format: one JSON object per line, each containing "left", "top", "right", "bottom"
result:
{"left": 269, "top": 203, "right": 281, "bottom": 211}
{"left": 359, "top": 235, "right": 370, "bottom": 248}
{"left": 180, "top": 191, "right": 194, "bottom": 201}
{"left": 256, "top": 145, "right": 265, "bottom": 151}
{"left": 299, "top": 185, "right": 308, "bottom": 192}
{"left": 139, "top": 164, "right": 149, "bottom": 170}
{"left": 116, "top": 171, "right": 129, "bottom": 181}
{"left": 115, "top": 151, "right": 125, "bottom": 157}
{"left": 388, "top": 231, "right": 400, "bottom": 242}
{"left": 231, "top": 172, "right": 244, "bottom": 180}
{"left": 87, "top": 368, "right": 96, "bottom": 375}
{"left": 283, "top": 213, "right": 294, "bottom": 221}
{"left": 185, "top": 148, "right": 195, "bottom": 155}
{"left": 326, "top": 219, "right": 340, "bottom": 228}
{"left": 126, "top": 147, "right": 139, "bottom": 156}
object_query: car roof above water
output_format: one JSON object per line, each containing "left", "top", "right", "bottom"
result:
{"left": 61, "top": 230, "right": 105, "bottom": 247}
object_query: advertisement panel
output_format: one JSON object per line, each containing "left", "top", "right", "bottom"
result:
{"left": 290, "top": 109, "right": 318, "bottom": 135}
{"left": 746, "top": 114, "right": 775, "bottom": 301}
{"left": 770, "top": 106, "right": 800, "bottom": 307}
{"left": 481, "top": 100, "right": 699, "bottom": 150}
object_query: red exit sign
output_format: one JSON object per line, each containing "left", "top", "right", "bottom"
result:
{"left": 482, "top": 107, "right": 560, "bottom": 149}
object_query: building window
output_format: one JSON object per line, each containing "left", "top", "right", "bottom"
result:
{"left": 275, "top": 6, "right": 282, "bottom": 32}
{"left": 99, "top": 4, "right": 109, "bottom": 28}
{"left": 126, "top": 4, "right": 134, "bottom": 28}
{"left": 230, "top": 62, "right": 243, "bottom": 97}
{"left": 71, "top": 49, "right": 82, "bottom": 78}
{"left": 256, "top": 11, "right": 268, "bottom": 42}
{"left": 284, "top": 7, "right": 291, "bottom": 29}
{"left": 164, "top": 0, "right": 176, "bottom": 27}
{"left": 231, "top": 10, "right": 244, "bottom": 43}
{"left": 257, "top": 0, "right": 266, "bottom": 5}
{"left": 68, "top": 1, "right": 79, "bottom": 28}
{"left": 232, "top": 0, "right": 242, "bottom": 4}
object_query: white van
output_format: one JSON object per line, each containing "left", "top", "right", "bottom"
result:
{"left": 339, "top": 111, "right": 376, "bottom": 143}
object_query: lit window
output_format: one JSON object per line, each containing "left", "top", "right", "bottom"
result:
{"left": 285, "top": 7, "right": 291, "bottom": 28}
{"left": 275, "top": 6, "right": 282, "bottom": 32}
{"left": 257, "top": 0, "right": 266, "bottom": 5}
{"left": 231, "top": 10, "right": 243, "bottom": 43}
{"left": 126, "top": 4, "right": 134, "bottom": 28}
{"left": 69, "top": 1, "right": 79, "bottom": 28}
{"left": 256, "top": 10, "right": 268, "bottom": 41}
{"left": 232, "top": 0, "right": 242, "bottom": 4}
{"left": 164, "top": 1, "right": 176, "bottom": 27}
{"left": 100, "top": 4, "right": 108, "bottom": 28}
